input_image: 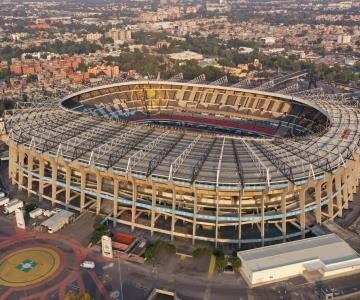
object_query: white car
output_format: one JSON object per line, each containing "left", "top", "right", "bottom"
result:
{"left": 80, "top": 261, "right": 95, "bottom": 269}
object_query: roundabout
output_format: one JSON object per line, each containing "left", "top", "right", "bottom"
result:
{"left": 0, "top": 231, "right": 103, "bottom": 300}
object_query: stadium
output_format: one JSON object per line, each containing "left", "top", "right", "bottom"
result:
{"left": 3, "top": 74, "right": 360, "bottom": 246}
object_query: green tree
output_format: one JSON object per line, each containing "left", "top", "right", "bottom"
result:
{"left": 216, "top": 256, "right": 228, "bottom": 272}
{"left": 145, "top": 245, "right": 156, "bottom": 262}
{"left": 100, "top": 37, "right": 114, "bottom": 45}
{"left": 229, "top": 256, "right": 241, "bottom": 270}
{"left": 354, "top": 61, "right": 360, "bottom": 72}
{"left": 90, "top": 223, "right": 107, "bottom": 245}
{"left": 24, "top": 202, "right": 37, "bottom": 214}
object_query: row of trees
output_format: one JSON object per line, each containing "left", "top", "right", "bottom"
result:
{"left": 1, "top": 40, "right": 103, "bottom": 62}
{"left": 31, "top": 40, "right": 102, "bottom": 56}
{"left": 105, "top": 52, "right": 167, "bottom": 76}
{"left": 218, "top": 49, "right": 358, "bottom": 84}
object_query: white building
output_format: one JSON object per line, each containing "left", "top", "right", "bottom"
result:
{"left": 238, "top": 234, "right": 360, "bottom": 286}
{"left": 261, "top": 37, "right": 276, "bottom": 46}
{"left": 107, "top": 29, "right": 132, "bottom": 43}
{"left": 337, "top": 34, "right": 352, "bottom": 44}
{"left": 86, "top": 33, "right": 103, "bottom": 42}
{"left": 41, "top": 210, "right": 75, "bottom": 233}
{"left": 206, "top": 1, "right": 229, "bottom": 12}
{"left": 169, "top": 50, "right": 203, "bottom": 61}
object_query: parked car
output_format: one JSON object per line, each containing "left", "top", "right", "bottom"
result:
{"left": 80, "top": 261, "right": 95, "bottom": 269}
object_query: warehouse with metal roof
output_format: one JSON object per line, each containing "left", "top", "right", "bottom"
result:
{"left": 238, "top": 234, "right": 360, "bottom": 286}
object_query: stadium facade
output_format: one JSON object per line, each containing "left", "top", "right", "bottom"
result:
{"left": 3, "top": 80, "right": 360, "bottom": 246}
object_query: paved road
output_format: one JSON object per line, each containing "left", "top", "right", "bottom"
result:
{"left": 2, "top": 214, "right": 360, "bottom": 300}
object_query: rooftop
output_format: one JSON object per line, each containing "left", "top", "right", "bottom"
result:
{"left": 41, "top": 210, "right": 74, "bottom": 228}
{"left": 237, "top": 234, "right": 359, "bottom": 272}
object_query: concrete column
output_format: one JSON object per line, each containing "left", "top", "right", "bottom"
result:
{"left": 342, "top": 172, "right": 349, "bottom": 210}
{"left": 192, "top": 188, "right": 198, "bottom": 245}
{"left": 349, "top": 164, "right": 356, "bottom": 201}
{"left": 80, "top": 170, "right": 86, "bottom": 211}
{"left": 334, "top": 173, "right": 342, "bottom": 216}
{"left": 171, "top": 185, "right": 176, "bottom": 241}
{"left": 299, "top": 189, "right": 306, "bottom": 238}
{"left": 327, "top": 175, "right": 334, "bottom": 218}
{"left": 113, "top": 178, "right": 119, "bottom": 227}
{"left": 238, "top": 194, "right": 242, "bottom": 248}
{"left": 315, "top": 182, "right": 322, "bottom": 224}
{"left": 18, "top": 149, "right": 25, "bottom": 189}
{"left": 354, "top": 154, "right": 360, "bottom": 188}
{"left": 150, "top": 185, "right": 156, "bottom": 236}
{"left": 131, "top": 181, "right": 137, "bottom": 231}
{"left": 344, "top": 162, "right": 351, "bottom": 201}
{"left": 96, "top": 173, "right": 102, "bottom": 215}
{"left": 215, "top": 192, "right": 219, "bottom": 248}
{"left": 39, "top": 158, "right": 45, "bottom": 195}
{"left": 281, "top": 192, "right": 287, "bottom": 242}
{"left": 27, "top": 154, "right": 34, "bottom": 196}
{"left": 51, "top": 161, "right": 57, "bottom": 207}
{"left": 8, "top": 143, "right": 18, "bottom": 184}
{"left": 65, "top": 166, "right": 71, "bottom": 205}
{"left": 261, "top": 195, "right": 265, "bottom": 247}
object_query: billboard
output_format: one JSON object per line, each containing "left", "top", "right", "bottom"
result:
{"left": 15, "top": 208, "right": 25, "bottom": 229}
{"left": 102, "top": 235, "right": 113, "bottom": 258}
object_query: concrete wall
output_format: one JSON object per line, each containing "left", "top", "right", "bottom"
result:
{"left": 243, "top": 260, "right": 314, "bottom": 285}
{"left": 322, "top": 258, "right": 360, "bottom": 277}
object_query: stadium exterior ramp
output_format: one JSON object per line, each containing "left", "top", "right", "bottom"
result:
{"left": 2, "top": 80, "right": 360, "bottom": 247}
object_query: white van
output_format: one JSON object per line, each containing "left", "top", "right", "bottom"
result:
{"left": 80, "top": 261, "right": 95, "bottom": 269}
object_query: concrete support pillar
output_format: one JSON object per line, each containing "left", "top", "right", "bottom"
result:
{"left": 27, "top": 154, "right": 34, "bottom": 196}
{"left": 349, "top": 163, "right": 355, "bottom": 201}
{"left": 65, "top": 166, "right": 71, "bottom": 205}
{"left": 18, "top": 149, "right": 25, "bottom": 189}
{"left": 281, "top": 192, "right": 287, "bottom": 242}
{"left": 51, "top": 161, "right": 57, "bottom": 207}
{"left": 96, "top": 173, "right": 102, "bottom": 215}
{"left": 328, "top": 175, "right": 335, "bottom": 218}
{"left": 192, "top": 188, "right": 198, "bottom": 245}
{"left": 39, "top": 158, "right": 45, "bottom": 195}
{"left": 315, "top": 182, "right": 322, "bottom": 224}
{"left": 238, "top": 194, "right": 242, "bottom": 248}
{"left": 354, "top": 154, "right": 360, "bottom": 188}
{"left": 80, "top": 170, "right": 86, "bottom": 211}
{"left": 334, "top": 173, "right": 342, "bottom": 217}
{"left": 299, "top": 189, "right": 306, "bottom": 238}
{"left": 215, "top": 192, "right": 219, "bottom": 248}
{"left": 171, "top": 186, "right": 176, "bottom": 241}
{"left": 113, "top": 178, "right": 119, "bottom": 228}
{"left": 150, "top": 185, "right": 156, "bottom": 236}
{"left": 261, "top": 195, "right": 265, "bottom": 247}
{"left": 342, "top": 172, "right": 349, "bottom": 210}
{"left": 8, "top": 143, "right": 18, "bottom": 184}
{"left": 131, "top": 181, "right": 137, "bottom": 231}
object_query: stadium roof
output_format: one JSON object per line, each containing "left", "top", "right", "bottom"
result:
{"left": 6, "top": 79, "right": 360, "bottom": 189}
